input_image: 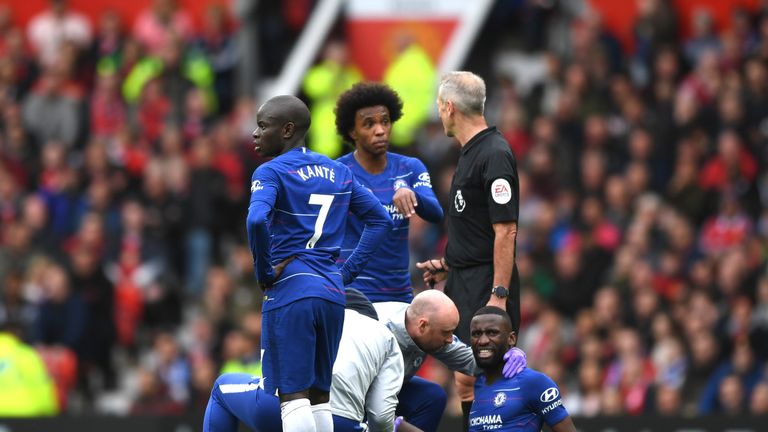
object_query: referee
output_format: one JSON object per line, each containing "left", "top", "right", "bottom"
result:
{"left": 417, "top": 70, "right": 520, "bottom": 429}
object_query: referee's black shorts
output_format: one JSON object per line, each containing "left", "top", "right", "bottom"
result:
{"left": 444, "top": 263, "right": 520, "bottom": 344}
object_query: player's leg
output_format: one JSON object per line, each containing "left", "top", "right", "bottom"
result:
{"left": 263, "top": 300, "right": 318, "bottom": 432}
{"left": 396, "top": 376, "right": 447, "bottom": 431}
{"left": 203, "top": 373, "right": 282, "bottom": 432}
{"left": 309, "top": 298, "right": 345, "bottom": 432}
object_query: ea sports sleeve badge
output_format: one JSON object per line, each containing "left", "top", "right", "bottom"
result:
{"left": 491, "top": 178, "right": 513, "bottom": 204}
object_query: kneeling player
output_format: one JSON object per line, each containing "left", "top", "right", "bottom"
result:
{"left": 469, "top": 306, "right": 576, "bottom": 432}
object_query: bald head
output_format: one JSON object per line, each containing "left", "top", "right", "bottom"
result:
{"left": 254, "top": 95, "right": 311, "bottom": 156}
{"left": 260, "top": 95, "right": 311, "bottom": 137}
{"left": 438, "top": 71, "right": 486, "bottom": 116}
{"left": 406, "top": 290, "right": 460, "bottom": 353}
{"left": 410, "top": 289, "right": 458, "bottom": 320}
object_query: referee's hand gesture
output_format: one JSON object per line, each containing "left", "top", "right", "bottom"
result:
{"left": 416, "top": 258, "right": 449, "bottom": 288}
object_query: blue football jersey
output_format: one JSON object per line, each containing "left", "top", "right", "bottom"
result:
{"left": 336, "top": 152, "right": 442, "bottom": 303}
{"left": 247, "top": 147, "right": 389, "bottom": 310}
{"left": 470, "top": 369, "right": 569, "bottom": 432}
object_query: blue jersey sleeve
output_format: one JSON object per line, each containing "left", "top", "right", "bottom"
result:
{"left": 526, "top": 371, "right": 569, "bottom": 427}
{"left": 340, "top": 179, "right": 393, "bottom": 284}
{"left": 408, "top": 159, "right": 443, "bottom": 223}
{"left": 246, "top": 165, "right": 280, "bottom": 285}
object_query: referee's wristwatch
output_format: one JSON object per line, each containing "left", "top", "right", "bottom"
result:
{"left": 491, "top": 285, "right": 509, "bottom": 299}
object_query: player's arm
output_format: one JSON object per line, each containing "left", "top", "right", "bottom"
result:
{"left": 483, "top": 151, "right": 519, "bottom": 309}
{"left": 551, "top": 417, "right": 577, "bottom": 432}
{"left": 527, "top": 371, "right": 571, "bottom": 430}
{"left": 365, "top": 334, "right": 404, "bottom": 432}
{"left": 342, "top": 179, "right": 393, "bottom": 284}
{"left": 392, "top": 160, "right": 443, "bottom": 222}
{"left": 246, "top": 167, "right": 279, "bottom": 286}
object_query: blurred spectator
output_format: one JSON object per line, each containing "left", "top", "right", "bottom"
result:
{"left": 184, "top": 138, "right": 226, "bottom": 295}
{"left": 603, "top": 328, "right": 654, "bottom": 415}
{"left": 31, "top": 264, "right": 86, "bottom": 353}
{"left": 129, "top": 367, "right": 184, "bottom": 415}
{"left": 750, "top": 381, "right": 768, "bottom": 415}
{"left": 0, "top": 220, "right": 41, "bottom": 284}
{"left": 384, "top": 36, "right": 436, "bottom": 147}
{"left": 22, "top": 65, "right": 85, "bottom": 148}
{"left": 632, "top": 0, "right": 678, "bottom": 85}
{"left": 200, "top": 266, "right": 236, "bottom": 360}
{"left": 0, "top": 321, "right": 59, "bottom": 416}
{"left": 27, "top": 0, "right": 92, "bottom": 68}
{"left": 90, "top": 10, "right": 124, "bottom": 64}
{"left": 132, "top": 0, "right": 193, "bottom": 56}
{"left": 568, "top": 360, "right": 603, "bottom": 417}
{"left": 699, "top": 340, "right": 764, "bottom": 414}
{"left": 219, "top": 327, "right": 261, "bottom": 376}
{"left": 90, "top": 71, "right": 127, "bottom": 140}
{"left": 123, "top": 35, "right": 215, "bottom": 132}
{"left": 751, "top": 277, "right": 768, "bottom": 358}
{"left": 0, "top": 270, "right": 36, "bottom": 339}
{"left": 717, "top": 374, "right": 747, "bottom": 415}
{"left": 188, "top": 356, "right": 216, "bottom": 412}
{"left": 68, "top": 245, "right": 116, "bottom": 394}
{"left": 194, "top": 4, "right": 238, "bottom": 113}
{"left": 143, "top": 331, "right": 191, "bottom": 405}
{"left": 141, "top": 158, "right": 185, "bottom": 277}
{"left": 684, "top": 9, "right": 722, "bottom": 66}
{"left": 302, "top": 39, "right": 361, "bottom": 158}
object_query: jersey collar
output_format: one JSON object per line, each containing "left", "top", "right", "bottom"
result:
{"left": 461, "top": 126, "right": 497, "bottom": 155}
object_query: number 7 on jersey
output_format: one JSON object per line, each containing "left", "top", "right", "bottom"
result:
{"left": 306, "top": 194, "right": 334, "bottom": 249}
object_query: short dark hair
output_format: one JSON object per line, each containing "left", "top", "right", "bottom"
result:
{"left": 334, "top": 82, "right": 403, "bottom": 144}
{"left": 473, "top": 306, "right": 512, "bottom": 330}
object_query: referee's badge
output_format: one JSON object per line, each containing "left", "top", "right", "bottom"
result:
{"left": 491, "top": 179, "right": 512, "bottom": 204}
{"left": 454, "top": 189, "right": 466, "bottom": 212}
{"left": 493, "top": 392, "right": 507, "bottom": 407}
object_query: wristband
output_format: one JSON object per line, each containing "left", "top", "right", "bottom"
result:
{"left": 394, "top": 416, "right": 404, "bottom": 431}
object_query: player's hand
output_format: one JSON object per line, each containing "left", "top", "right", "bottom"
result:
{"left": 416, "top": 258, "right": 448, "bottom": 288}
{"left": 392, "top": 187, "right": 418, "bottom": 218}
{"left": 502, "top": 347, "right": 527, "bottom": 378}
{"left": 272, "top": 256, "right": 296, "bottom": 280}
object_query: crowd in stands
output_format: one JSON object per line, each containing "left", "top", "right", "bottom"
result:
{"left": 0, "top": 0, "right": 767, "bottom": 420}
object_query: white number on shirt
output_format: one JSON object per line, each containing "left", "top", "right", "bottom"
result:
{"left": 306, "top": 193, "right": 334, "bottom": 249}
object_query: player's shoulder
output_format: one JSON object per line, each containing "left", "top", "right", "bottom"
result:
{"left": 517, "top": 368, "right": 560, "bottom": 397}
{"left": 336, "top": 152, "right": 355, "bottom": 165}
{"left": 518, "top": 368, "right": 553, "bottom": 382}
{"left": 252, "top": 160, "right": 278, "bottom": 178}
{"left": 388, "top": 152, "right": 423, "bottom": 168}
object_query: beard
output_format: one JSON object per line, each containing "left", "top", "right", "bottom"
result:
{"left": 474, "top": 347, "right": 507, "bottom": 369}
